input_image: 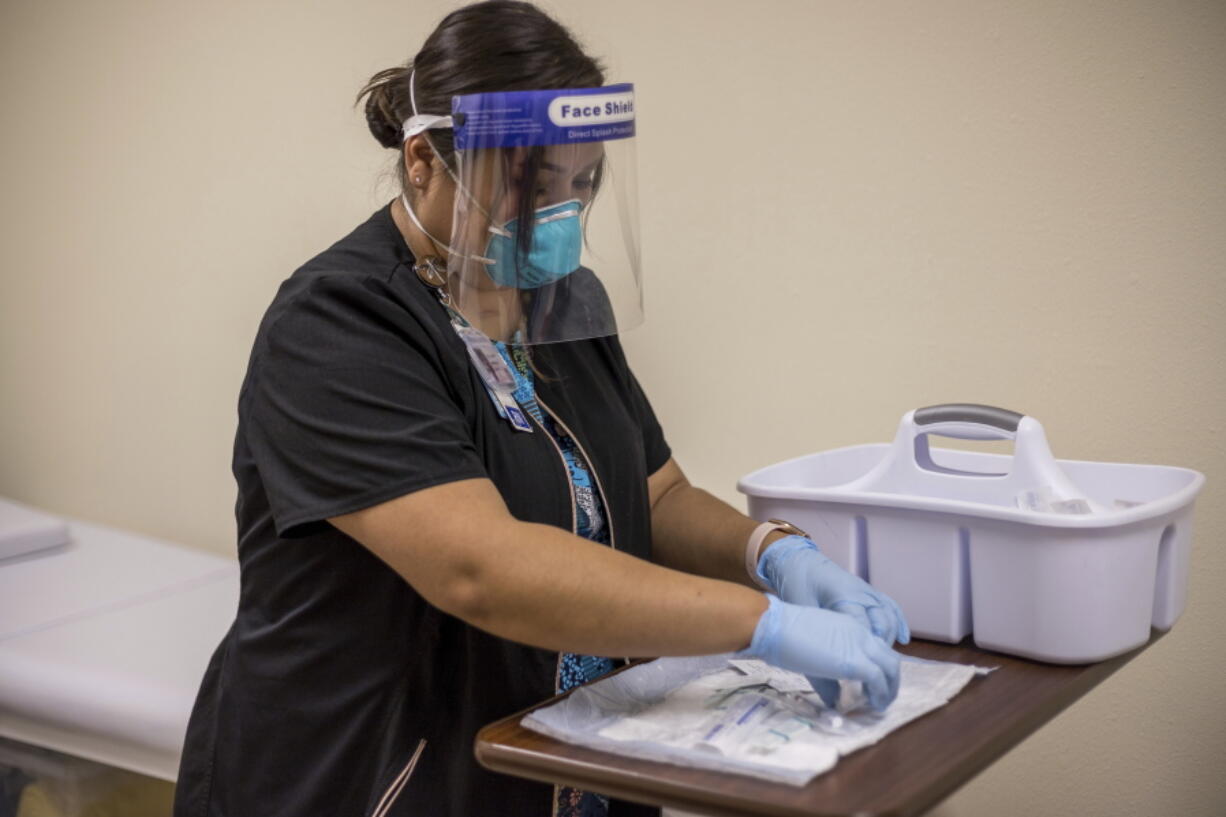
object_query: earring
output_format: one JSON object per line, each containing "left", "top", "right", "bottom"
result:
{"left": 415, "top": 176, "right": 423, "bottom": 184}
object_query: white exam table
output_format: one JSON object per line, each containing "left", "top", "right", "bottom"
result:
{"left": 0, "top": 500, "right": 238, "bottom": 781}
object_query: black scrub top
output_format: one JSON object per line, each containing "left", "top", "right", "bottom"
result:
{"left": 173, "top": 203, "right": 670, "bottom": 817}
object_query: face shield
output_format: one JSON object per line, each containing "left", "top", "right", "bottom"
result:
{"left": 408, "top": 84, "right": 642, "bottom": 345}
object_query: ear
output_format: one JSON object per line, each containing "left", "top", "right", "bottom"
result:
{"left": 403, "top": 134, "right": 437, "bottom": 191}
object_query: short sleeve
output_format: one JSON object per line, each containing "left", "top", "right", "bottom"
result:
{"left": 241, "top": 277, "right": 487, "bottom": 538}
{"left": 626, "top": 366, "right": 672, "bottom": 475}
{"left": 605, "top": 336, "right": 672, "bottom": 476}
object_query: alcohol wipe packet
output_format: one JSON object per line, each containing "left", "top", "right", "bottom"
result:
{"left": 522, "top": 653, "right": 995, "bottom": 786}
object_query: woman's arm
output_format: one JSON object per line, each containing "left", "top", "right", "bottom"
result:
{"left": 647, "top": 457, "right": 793, "bottom": 586}
{"left": 331, "top": 472, "right": 902, "bottom": 710}
{"left": 329, "top": 477, "right": 768, "bottom": 657}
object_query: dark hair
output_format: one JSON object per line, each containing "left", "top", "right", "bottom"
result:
{"left": 356, "top": 1, "right": 605, "bottom": 190}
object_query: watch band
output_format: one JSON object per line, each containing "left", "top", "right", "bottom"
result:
{"left": 745, "top": 518, "right": 808, "bottom": 589}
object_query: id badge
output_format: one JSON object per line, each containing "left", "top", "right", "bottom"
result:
{"left": 454, "top": 324, "right": 533, "bottom": 433}
{"left": 455, "top": 325, "right": 517, "bottom": 392}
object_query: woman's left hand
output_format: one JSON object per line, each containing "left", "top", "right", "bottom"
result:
{"left": 755, "top": 536, "right": 911, "bottom": 647}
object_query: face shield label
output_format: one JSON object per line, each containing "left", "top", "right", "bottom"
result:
{"left": 547, "top": 92, "right": 634, "bottom": 126}
{"left": 453, "top": 84, "right": 635, "bottom": 150}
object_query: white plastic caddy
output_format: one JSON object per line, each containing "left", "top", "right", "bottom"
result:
{"left": 737, "top": 403, "right": 1204, "bottom": 664}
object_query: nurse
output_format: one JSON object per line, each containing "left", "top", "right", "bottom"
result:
{"left": 174, "top": 2, "right": 909, "bottom": 816}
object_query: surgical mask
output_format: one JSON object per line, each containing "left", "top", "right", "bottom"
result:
{"left": 400, "top": 191, "right": 583, "bottom": 290}
{"left": 483, "top": 199, "right": 583, "bottom": 289}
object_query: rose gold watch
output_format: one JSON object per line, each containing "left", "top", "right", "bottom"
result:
{"left": 745, "top": 518, "right": 810, "bottom": 589}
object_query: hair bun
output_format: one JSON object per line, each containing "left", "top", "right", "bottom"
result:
{"left": 357, "top": 67, "right": 410, "bottom": 149}
{"left": 364, "top": 97, "right": 401, "bottom": 149}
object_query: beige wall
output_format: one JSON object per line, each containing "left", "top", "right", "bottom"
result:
{"left": 2, "top": 0, "right": 1223, "bottom": 813}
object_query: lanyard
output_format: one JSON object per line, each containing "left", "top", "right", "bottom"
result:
{"left": 414, "top": 256, "right": 533, "bottom": 433}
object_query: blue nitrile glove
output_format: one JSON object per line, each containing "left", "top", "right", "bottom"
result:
{"left": 738, "top": 594, "right": 901, "bottom": 712}
{"left": 757, "top": 536, "right": 911, "bottom": 647}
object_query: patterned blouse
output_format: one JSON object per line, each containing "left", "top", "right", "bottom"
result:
{"left": 496, "top": 341, "right": 618, "bottom": 817}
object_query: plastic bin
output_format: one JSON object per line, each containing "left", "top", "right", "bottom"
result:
{"left": 737, "top": 403, "right": 1204, "bottom": 664}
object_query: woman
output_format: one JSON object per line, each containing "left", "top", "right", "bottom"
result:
{"left": 173, "top": 3, "right": 908, "bottom": 816}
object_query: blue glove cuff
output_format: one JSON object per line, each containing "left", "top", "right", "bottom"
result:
{"left": 755, "top": 535, "right": 823, "bottom": 592}
{"left": 736, "top": 593, "right": 783, "bottom": 663}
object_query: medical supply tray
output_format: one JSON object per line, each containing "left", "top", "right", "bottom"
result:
{"left": 737, "top": 403, "right": 1204, "bottom": 663}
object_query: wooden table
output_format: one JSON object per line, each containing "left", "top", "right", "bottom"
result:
{"left": 475, "top": 630, "right": 1164, "bottom": 817}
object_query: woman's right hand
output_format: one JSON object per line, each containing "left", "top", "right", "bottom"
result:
{"left": 737, "top": 594, "right": 902, "bottom": 712}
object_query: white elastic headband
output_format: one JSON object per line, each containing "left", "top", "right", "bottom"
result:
{"left": 402, "top": 114, "right": 453, "bottom": 141}
{"left": 402, "top": 68, "right": 453, "bottom": 142}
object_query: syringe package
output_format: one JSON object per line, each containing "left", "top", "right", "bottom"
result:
{"left": 523, "top": 653, "right": 990, "bottom": 786}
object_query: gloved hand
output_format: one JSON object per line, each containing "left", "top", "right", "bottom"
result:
{"left": 757, "top": 535, "right": 911, "bottom": 647}
{"left": 738, "top": 594, "right": 901, "bottom": 711}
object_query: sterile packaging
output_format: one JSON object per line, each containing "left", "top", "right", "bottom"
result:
{"left": 738, "top": 404, "right": 1204, "bottom": 663}
{"left": 522, "top": 653, "right": 992, "bottom": 787}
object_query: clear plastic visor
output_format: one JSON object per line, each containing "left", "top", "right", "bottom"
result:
{"left": 442, "top": 86, "right": 642, "bottom": 345}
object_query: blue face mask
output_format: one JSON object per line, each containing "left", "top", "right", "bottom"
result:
{"left": 482, "top": 199, "right": 583, "bottom": 289}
